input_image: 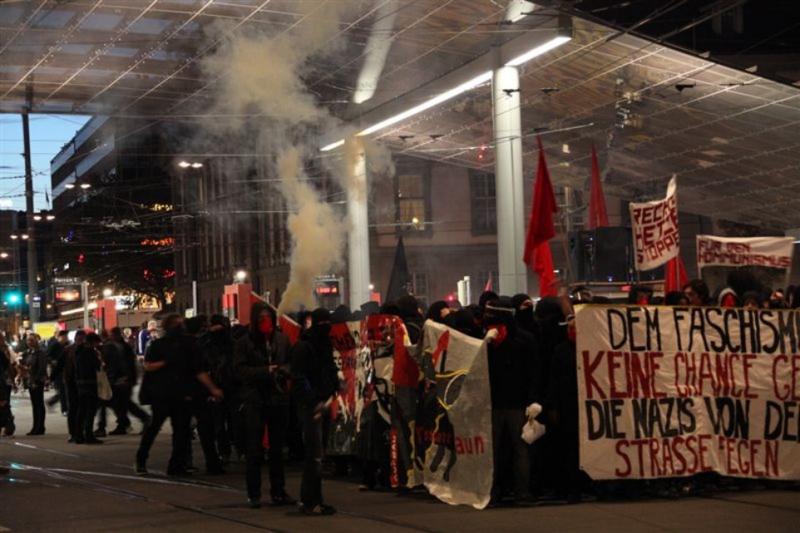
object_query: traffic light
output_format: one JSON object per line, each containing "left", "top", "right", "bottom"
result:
{"left": 4, "top": 290, "right": 22, "bottom": 306}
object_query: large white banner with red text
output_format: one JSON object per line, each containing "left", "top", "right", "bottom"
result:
{"left": 696, "top": 235, "right": 794, "bottom": 270}
{"left": 629, "top": 176, "right": 679, "bottom": 271}
{"left": 576, "top": 304, "right": 800, "bottom": 480}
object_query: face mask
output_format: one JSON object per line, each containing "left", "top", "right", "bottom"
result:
{"left": 258, "top": 316, "right": 274, "bottom": 336}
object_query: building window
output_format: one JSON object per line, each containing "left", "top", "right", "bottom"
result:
{"left": 412, "top": 271, "right": 428, "bottom": 306}
{"left": 394, "top": 159, "right": 431, "bottom": 234}
{"left": 470, "top": 170, "right": 496, "bottom": 235}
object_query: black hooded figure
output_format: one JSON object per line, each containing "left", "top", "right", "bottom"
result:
{"left": 291, "top": 308, "right": 339, "bottom": 516}
{"left": 233, "top": 302, "right": 294, "bottom": 508}
{"left": 511, "top": 293, "right": 537, "bottom": 335}
{"left": 396, "top": 294, "right": 424, "bottom": 344}
{"left": 484, "top": 297, "right": 537, "bottom": 503}
{"left": 203, "top": 314, "right": 239, "bottom": 460}
{"left": 425, "top": 300, "right": 451, "bottom": 324}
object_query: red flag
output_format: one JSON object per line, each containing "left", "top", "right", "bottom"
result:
{"left": 664, "top": 256, "right": 688, "bottom": 293}
{"left": 587, "top": 144, "right": 609, "bottom": 229}
{"left": 483, "top": 272, "right": 493, "bottom": 293}
{"left": 523, "top": 137, "right": 559, "bottom": 297}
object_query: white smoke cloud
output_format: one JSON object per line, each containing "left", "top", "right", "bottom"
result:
{"left": 197, "top": 1, "right": 369, "bottom": 313}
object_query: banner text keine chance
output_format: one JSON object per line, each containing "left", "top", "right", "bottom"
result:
{"left": 576, "top": 305, "right": 800, "bottom": 482}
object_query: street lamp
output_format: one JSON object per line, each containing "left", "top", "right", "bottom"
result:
{"left": 0, "top": 252, "right": 8, "bottom": 259}
{"left": 191, "top": 162, "right": 203, "bottom": 169}
{"left": 65, "top": 183, "right": 75, "bottom": 189}
{"left": 178, "top": 161, "right": 191, "bottom": 168}
{"left": 46, "top": 215, "right": 55, "bottom": 221}
{"left": 79, "top": 183, "right": 91, "bottom": 189}
{"left": 9, "top": 234, "right": 18, "bottom": 240}
{"left": 20, "top": 234, "right": 29, "bottom": 240}
{"left": 234, "top": 270, "right": 247, "bottom": 283}
{"left": 33, "top": 215, "right": 42, "bottom": 221}
{"left": 102, "top": 288, "right": 113, "bottom": 298}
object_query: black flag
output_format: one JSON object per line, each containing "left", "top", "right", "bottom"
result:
{"left": 385, "top": 235, "right": 411, "bottom": 303}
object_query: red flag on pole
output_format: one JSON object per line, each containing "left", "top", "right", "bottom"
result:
{"left": 523, "top": 137, "right": 559, "bottom": 297}
{"left": 587, "top": 144, "right": 609, "bottom": 230}
{"left": 664, "top": 255, "right": 688, "bottom": 293}
{"left": 483, "top": 272, "right": 493, "bottom": 293}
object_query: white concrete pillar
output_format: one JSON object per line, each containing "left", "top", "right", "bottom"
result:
{"left": 347, "top": 144, "right": 372, "bottom": 308}
{"left": 492, "top": 66, "right": 528, "bottom": 295}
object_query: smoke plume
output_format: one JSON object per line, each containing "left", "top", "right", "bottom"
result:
{"left": 197, "top": 1, "right": 362, "bottom": 313}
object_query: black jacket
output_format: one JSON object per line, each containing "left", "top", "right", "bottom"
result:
{"left": 144, "top": 331, "right": 202, "bottom": 402}
{"left": 290, "top": 330, "right": 338, "bottom": 407}
{"left": 233, "top": 330, "right": 290, "bottom": 407}
{"left": 487, "top": 327, "right": 538, "bottom": 410}
{"left": 75, "top": 345, "right": 100, "bottom": 396}
{"left": 24, "top": 348, "right": 48, "bottom": 386}
{"left": 545, "top": 340, "right": 578, "bottom": 434}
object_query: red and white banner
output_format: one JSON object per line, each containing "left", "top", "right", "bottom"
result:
{"left": 629, "top": 176, "right": 679, "bottom": 271}
{"left": 576, "top": 304, "right": 800, "bottom": 480}
{"left": 697, "top": 235, "right": 794, "bottom": 270}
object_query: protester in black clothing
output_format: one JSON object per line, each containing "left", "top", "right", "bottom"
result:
{"left": 203, "top": 314, "right": 239, "bottom": 462}
{"left": 425, "top": 301, "right": 451, "bottom": 323}
{"left": 234, "top": 303, "right": 294, "bottom": 508}
{"left": 396, "top": 294, "right": 424, "bottom": 344}
{"left": 291, "top": 308, "right": 339, "bottom": 516}
{"left": 135, "top": 314, "right": 223, "bottom": 476}
{"left": 75, "top": 333, "right": 104, "bottom": 444}
{"left": 511, "top": 293, "right": 537, "bottom": 335}
{"left": 63, "top": 330, "right": 85, "bottom": 442}
{"left": 545, "top": 316, "right": 582, "bottom": 501}
{"left": 484, "top": 297, "right": 537, "bottom": 503}
{"left": 106, "top": 327, "right": 150, "bottom": 435}
{"left": 681, "top": 279, "right": 708, "bottom": 306}
{"left": 45, "top": 330, "right": 69, "bottom": 414}
{"left": 22, "top": 334, "right": 48, "bottom": 435}
{"left": 477, "top": 290, "right": 499, "bottom": 322}
{"left": 444, "top": 308, "right": 483, "bottom": 339}
{"left": 185, "top": 316, "right": 225, "bottom": 475}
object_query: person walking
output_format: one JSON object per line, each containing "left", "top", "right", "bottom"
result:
{"left": 21, "top": 334, "right": 48, "bottom": 435}
{"left": 107, "top": 327, "right": 151, "bottom": 435}
{"left": 291, "top": 308, "right": 339, "bottom": 516}
{"left": 63, "top": 330, "right": 86, "bottom": 442}
{"left": 234, "top": 303, "right": 294, "bottom": 508}
{"left": 45, "top": 330, "right": 69, "bottom": 414}
{"left": 75, "top": 333, "right": 104, "bottom": 444}
{"left": 134, "top": 314, "right": 223, "bottom": 476}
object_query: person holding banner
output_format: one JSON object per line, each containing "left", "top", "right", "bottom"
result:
{"left": 484, "top": 298, "right": 537, "bottom": 504}
{"left": 234, "top": 302, "right": 294, "bottom": 509}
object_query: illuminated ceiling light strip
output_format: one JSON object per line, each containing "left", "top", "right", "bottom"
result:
{"left": 504, "top": 35, "right": 572, "bottom": 67}
{"left": 357, "top": 71, "right": 493, "bottom": 137}
{"left": 321, "top": 34, "right": 571, "bottom": 149}
{"left": 321, "top": 139, "right": 345, "bottom": 152}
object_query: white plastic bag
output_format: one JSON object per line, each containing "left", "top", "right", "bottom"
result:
{"left": 521, "top": 402, "right": 546, "bottom": 444}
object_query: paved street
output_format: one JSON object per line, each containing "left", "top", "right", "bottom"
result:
{"left": 1, "top": 392, "right": 798, "bottom": 533}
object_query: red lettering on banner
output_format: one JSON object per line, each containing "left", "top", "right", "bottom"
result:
{"left": 615, "top": 441, "right": 632, "bottom": 477}
{"left": 583, "top": 350, "right": 606, "bottom": 399}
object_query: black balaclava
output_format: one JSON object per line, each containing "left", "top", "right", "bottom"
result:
{"left": 511, "top": 293, "right": 535, "bottom": 333}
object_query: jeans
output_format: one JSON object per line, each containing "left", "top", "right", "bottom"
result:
{"left": 29, "top": 385, "right": 46, "bottom": 433}
{"left": 491, "top": 408, "right": 530, "bottom": 499}
{"left": 136, "top": 399, "right": 191, "bottom": 473}
{"left": 243, "top": 403, "right": 289, "bottom": 500}
{"left": 299, "top": 404, "right": 326, "bottom": 507}
{"left": 77, "top": 393, "right": 98, "bottom": 441}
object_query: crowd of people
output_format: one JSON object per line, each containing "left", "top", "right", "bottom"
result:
{"left": 0, "top": 271, "right": 796, "bottom": 514}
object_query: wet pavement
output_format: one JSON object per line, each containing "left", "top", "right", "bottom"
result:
{"left": 1, "top": 392, "right": 799, "bottom": 532}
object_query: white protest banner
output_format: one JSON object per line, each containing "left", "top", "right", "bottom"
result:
{"left": 697, "top": 235, "right": 794, "bottom": 270}
{"left": 629, "top": 176, "right": 679, "bottom": 271}
{"left": 411, "top": 321, "right": 493, "bottom": 509}
{"left": 576, "top": 304, "right": 800, "bottom": 480}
